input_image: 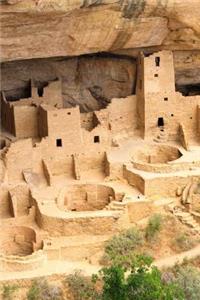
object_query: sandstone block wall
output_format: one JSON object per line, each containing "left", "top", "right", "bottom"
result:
{"left": 36, "top": 210, "right": 121, "bottom": 236}
{"left": 123, "top": 165, "right": 145, "bottom": 194}
{"left": 5, "top": 139, "right": 33, "bottom": 181}
{"left": 139, "top": 51, "right": 200, "bottom": 139}
{"left": 108, "top": 95, "right": 137, "bottom": 134}
{"left": 13, "top": 105, "right": 38, "bottom": 138}
{"left": 144, "top": 175, "right": 200, "bottom": 197}
{"left": 1, "top": 93, "right": 15, "bottom": 134}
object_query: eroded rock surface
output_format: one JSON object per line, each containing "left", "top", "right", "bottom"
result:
{"left": 1, "top": 55, "right": 136, "bottom": 111}
{"left": 1, "top": 0, "right": 200, "bottom": 62}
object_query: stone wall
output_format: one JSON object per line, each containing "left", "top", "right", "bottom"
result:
{"left": 139, "top": 51, "right": 200, "bottom": 139}
{"left": 36, "top": 209, "right": 122, "bottom": 236}
{"left": 13, "top": 105, "right": 38, "bottom": 138}
{"left": 57, "top": 184, "right": 115, "bottom": 211}
{"left": 5, "top": 139, "right": 33, "bottom": 181}
{"left": 1, "top": 93, "right": 15, "bottom": 135}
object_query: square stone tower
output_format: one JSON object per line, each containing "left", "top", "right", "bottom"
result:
{"left": 137, "top": 51, "right": 200, "bottom": 141}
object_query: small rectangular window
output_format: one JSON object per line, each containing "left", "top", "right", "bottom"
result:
{"left": 164, "top": 97, "right": 168, "bottom": 101}
{"left": 94, "top": 136, "right": 100, "bottom": 143}
{"left": 158, "top": 117, "right": 164, "bottom": 127}
{"left": 154, "top": 74, "right": 158, "bottom": 77}
{"left": 56, "top": 138, "right": 62, "bottom": 147}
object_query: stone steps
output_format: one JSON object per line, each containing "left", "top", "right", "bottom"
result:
{"left": 168, "top": 204, "right": 200, "bottom": 235}
{"left": 153, "top": 127, "right": 168, "bottom": 143}
{"left": 105, "top": 201, "right": 126, "bottom": 211}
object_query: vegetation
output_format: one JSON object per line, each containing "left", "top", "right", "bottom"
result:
{"left": 66, "top": 270, "right": 100, "bottom": 300}
{"left": 172, "top": 265, "right": 200, "bottom": 300}
{"left": 173, "top": 233, "right": 196, "bottom": 252}
{"left": 101, "top": 227, "right": 144, "bottom": 267}
{"left": 145, "top": 214, "right": 162, "bottom": 242}
{"left": 27, "top": 278, "right": 62, "bottom": 300}
{"left": 100, "top": 254, "right": 184, "bottom": 300}
{"left": 2, "top": 284, "right": 19, "bottom": 300}
{"left": 67, "top": 255, "right": 184, "bottom": 300}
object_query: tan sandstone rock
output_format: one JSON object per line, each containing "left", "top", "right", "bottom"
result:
{"left": 1, "top": 0, "right": 200, "bottom": 61}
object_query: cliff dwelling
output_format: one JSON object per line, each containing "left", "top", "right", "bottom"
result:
{"left": 1, "top": 49, "right": 200, "bottom": 277}
{"left": 0, "top": 0, "right": 200, "bottom": 295}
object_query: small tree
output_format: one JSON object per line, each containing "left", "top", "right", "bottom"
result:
{"left": 100, "top": 254, "right": 184, "bottom": 300}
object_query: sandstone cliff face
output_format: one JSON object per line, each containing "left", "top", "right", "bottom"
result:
{"left": 1, "top": 0, "right": 200, "bottom": 110}
{"left": 1, "top": 0, "right": 200, "bottom": 62}
{"left": 1, "top": 55, "right": 136, "bottom": 111}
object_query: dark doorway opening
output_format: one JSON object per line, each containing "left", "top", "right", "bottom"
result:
{"left": 155, "top": 57, "right": 160, "bottom": 67}
{"left": 157, "top": 117, "right": 164, "bottom": 127}
{"left": 37, "top": 87, "right": 44, "bottom": 97}
{"left": 94, "top": 136, "right": 100, "bottom": 143}
{"left": 56, "top": 138, "right": 62, "bottom": 147}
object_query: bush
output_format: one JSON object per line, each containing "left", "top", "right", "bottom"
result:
{"left": 100, "top": 254, "right": 184, "bottom": 300}
{"left": 27, "top": 279, "right": 62, "bottom": 300}
{"left": 66, "top": 255, "right": 185, "bottom": 300}
{"left": 66, "top": 270, "right": 100, "bottom": 300}
{"left": 2, "top": 284, "right": 18, "bottom": 300}
{"left": 173, "top": 265, "right": 200, "bottom": 300}
{"left": 173, "top": 233, "right": 195, "bottom": 251}
{"left": 102, "top": 227, "right": 143, "bottom": 266}
{"left": 27, "top": 281, "right": 40, "bottom": 300}
{"left": 145, "top": 214, "right": 162, "bottom": 241}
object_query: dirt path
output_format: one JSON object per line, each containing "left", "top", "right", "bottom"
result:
{"left": 1, "top": 244, "right": 200, "bottom": 281}
{"left": 154, "top": 244, "right": 200, "bottom": 269}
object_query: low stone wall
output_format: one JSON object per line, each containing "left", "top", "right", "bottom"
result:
{"left": 123, "top": 164, "right": 145, "bottom": 194}
{"left": 144, "top": 176, "right": 200, "bottom": 197}
{"left": 36, "top": 210, "right": 122, "bottom": 236}
{"left": 124, "top": 164, "right": 200, "bottom": 197}
{"left": 0, "top": 250, "right": 47, "bottom": 272}
{"left": 127, "top": 201, "right": 154, "bottom": 223}
{"left": 105, "top": 158, "right": 124, "bottom": 179}
{"left": 56, "top": 184, "right": 115, "bottom": 212}
{"left": 132, "top": 160, "right": 200, "bottom": 174}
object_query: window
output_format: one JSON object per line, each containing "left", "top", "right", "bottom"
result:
{"left": 67, "top": 112, "right": 71, "bottom": 115}
{"left": 164, "top": 97, "right": 168, "bottom": 101}
{"left": 155, "top": 57, "right": 160, "bottom": 67}
{"left": 171, "top": 114, "right": 174, "bottom": 117}
{"left": 157, "top": 117, "right": 164, "bottom": 127}
{"left": 154, "top": 74, "right": 158, "bottom": 77}
{"left": 94, "top": 136, "right": 100, "bottom": 143}
{"left": 56, "top": 138, "right": 62, "bottom": 147}
{"left": 37, "top": 87, "right": 44, "bottom": 97}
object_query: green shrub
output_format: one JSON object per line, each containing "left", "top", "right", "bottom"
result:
{"left": 100, "top": 254, "right": 184, "bottom": 300}
{"left": 102, "top": 227, "right": 144, "bottom": 266}
{"left": 145, "top": 214, "right": 162, "bottom": 241}
{"left": 173, "top": 233, "right": 195, "bottom": 251}
{"left": 65, "top": 255, "right": 185, "bottom": 300}
{"left": 173, "top": 265, "right": 200, "bottom": 300}
{"left": 27, "top": 279, "right": 62, "bottom": 300}
{"left": 66, "top": 270, "right": 100, "bottom": 300}
{"left": 2, "top": 284, "right": 18, "bottom": 300}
